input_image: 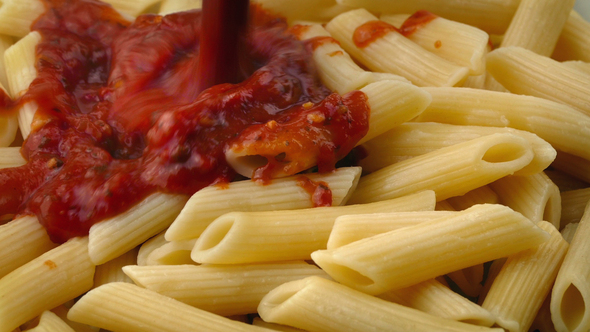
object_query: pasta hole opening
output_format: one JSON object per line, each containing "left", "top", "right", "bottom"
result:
{"left": 560, "top": 283, "right": 586, "bottom": 331}
{"left": 195, "top": 218, "right": 235, "bottom": 251}
{"left": 229, "top": 154, "right": 269, "bottom": 178}
{"left": 481, "top": 142, "right": 528, "bottom": 164}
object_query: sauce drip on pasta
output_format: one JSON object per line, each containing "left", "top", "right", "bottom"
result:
{"left": 0, "top": 0, "right": 370, "bottom": 243}
{"left": 353, "top": 10, "right": 438, "bottom": 47}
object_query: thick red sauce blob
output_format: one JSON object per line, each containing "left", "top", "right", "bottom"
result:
{"left": 0, "top": 0, "right": 370, "bottom": 243}
{"left": 296, "top": 176, "right": 332, "bottom": 207}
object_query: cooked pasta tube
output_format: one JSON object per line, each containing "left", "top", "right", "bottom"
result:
{"left": 553, "top": 11, "right": 590, "bottom": 62}
{"left": 416, "top": 87, "right": 590, "bottom": 162}
{"left": 446, "top": 186, "right": 499, "bottom": 211}
{"left": 562, "top": 60, "right": 590, "bottom": 76}
{"left": 137, "top": 231, "right": 167, "bottom": 266}
{"left": 551, "top": 201, "right": 590, "bottom": 332}
{"left": 166, "top": 167, "right": 361, "bottom": 242}
{"left": 0, "top": 215, "right": 56, "bottom": 279}
{"left": 101, "top": 0, "right": 160, "bottom": 17}
{"left": 0, "top": 85, "right": 17, "bottom": 147}
{"left": 0, "top": 34, "right": 14, "bottom": 89}
{"left": 50, "top": 305, "right": 99, "bottom": 332}
{"left": 359, "top": 122, "right": 556, "bottom": 176}
{"left": 88, "top": 193, "right": 187, "bottom": 265}
{"left": 0, "top": 0, "right": 45, "bottom": 38}
{"left": 225, "top": 80, "right": 431, "bottom": 178}
{"left": 348, "top": 133, "right": 534, "bottom": 205}
{"left": 311, "top": 204, "right": 550, "bottom": 295}
{"left": 4, "top": 31, "right": 40, "bottom": 140}
{"left": 294, "top": 24, "right": 409, "bottom": 94}
{"left": 251, "top": 317, "right": 305, "bottom": 332}
{"left": 561, "top": 188, "right": 590, "bottom": 228}
{"left": 486, "top": 46, "right": 590, "bottom": 117}
{"left": 462, "top": 73, "right": 486, "bottom": 89}
{"left": 481, "top": 221, "right": 568, "bottom": 332}
{"left": 192, "top": 191, "right": 435, "bottom": 264}
{"left": 446, "top": 264, "right": 485, "bottom": 299}
{"left": 529, "top": 295, "right": 555, "bottom": 332}
{"left": 258, "top": 276, "right": 504, "bottom": 332}
{"left": 252, "top": 0, "right": 350, "bottom": 24}
{"left": 144, "top": 238, "right": 196, "bottom": 266}
{"left": 478, "top": 258, "right": 507, "bottom": 306}
{"left": 489, "top": 173, "right": 561, "bottom": 228}
{"left": 380, "top": 13, "right": 489, "bottom": 75}
{"left": 552, "top": 151, "right": 590, "bottom": 184}
{"left": 67, "top": 282, "right": 271, "bottom": 332}
{"left": 0, "top": 237, "right": 95, "bottom": 332}
{"left": 22, "top": 311, "right": 75, "bottom": 332}
{"left": 379, "top": 278, "right": 495, "bottom": 327}
{"left": 335, "top": 0, "right": 518, "bottom": 34}
{"left": 0, "top": 147, "right": 26, "bottom": 169}
{"left": 158, "top": 0, "right": 202, "bottom": 15}
{"left": 93, "top": 247, "right": 137, "bottom": 288}
{"left": 325, "top": 9, "right": 469, "bottom": 87}
{"left": 123, "top": 261, "right": 328, "bottom": 316}
{"left": 561, "top": 223, "right": 578, "bottom": 244}
{"left": 327, "top": 210, "right": 452, "bottom": 249}
{"left": 500, "top": 0, "right": 575, "bottom": 55}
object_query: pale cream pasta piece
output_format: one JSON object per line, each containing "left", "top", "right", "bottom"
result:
{"left": 553, "top": 11, "right": 590, "bottom": 62}
{"left": 0, "top": 237, "right": 95, "bottom": 332}
{"left": 258, "top": 276, "right": 504, "bottom": 332}
{"left": 379, "top": 278, "right": 495, "bottom": 327}
{"left": 481, "top": 221, "right": 569, "bottom": 332}
{"left": 158, "top": 0, "right": 202, "bottom": 15}
{"left": 0, "top": 215, "right": 57, "bottom": 279}
{"left": 137, "top": 231, "right": 167, "bottom": 266}
{"left": 544, "top": 169, "right": 588, "bottom": 193}
{"left": 311, "top": 204, "right": 549, "bottom": 295}
{"left": 0, "top": 34, "right": 14, "bottom": 89}
{"left": 562, "top": 60, "right": 590, "bottom": 76}
{"left": 500, "top": 0, "right": 575, "bottom": 56}
{"left": 22, "top": 311, "right": 75, "bottom": 332}
{"left": 88, "top": 192, "right": 187, "bottom": 265}
{"left": 380, "top": 13, "right": 489, "bottom": 75}
{"left": 462, "top": 73, "right": 486, "bottom": 89}
{"left": 67, "top": 282, "right": 272, "bottom": 332}
{"left": 225, "top": 80, "right": 431, "bottom": 177}
{"left": 561, "top": 223, "right": 579, "bottom": 244}
{"left": 416, "top": 87, "right": 590, "bottom": 162}
{"left": 166, "top": 167, "right": 361, "bottom": 242}
{"left": 0, "top": 0, "right": 45, "bottom": 38}
{"left": 251, "top": 317, "right": 306, "bottom": 332}
{"left": 4, "top": 31, "right": 40, "bottom": 140}
{"left": 123, "top": 261, "right": 328, "bottom": 316}
{"left": 446, "top": 264, "right": 486, "bottom": 299}
{"left": 145, "top": 238, "right": 196, "bottom": 266}
{"left": 486, "top": 46, "right": 590, "bottom": 117}
{"left": 348, "top": 133, "right": 534, "bottom": 205}
{"left": 49, "top": 305, "right": 100, "bottom": 332}
{"left": 327, "top": 210, "right": 451, "bottom": 249}
{"left": 294, "top": 24, "right": 409, "bottom": 94}
{"left": 93, "top": 247, "right": 137, "bottom": 288}
{"left": 551, "top": 201, "right": 590, "bottom": 332}
{"left": 252, "top": 0, "right": 350, "bottom": 24}
{"left": 0, "top": 147, "right": 26, "bottom": 169}
{"left": 359, "top": 122, "right": 556, "bottom": 176}
{"left": 335, "top": 0, "right": 518, "bottom": 34}
{"left": 325, "top": 9, "right": 469, "bottom": 87}
{"left": 192, "top": 191, "right": 435, "bottom": 264}
{"left": 489, "top": 172, "right": 561, "bottom": 228}
{"left": 560, "top": 188, "right": 590, "bottom": 228}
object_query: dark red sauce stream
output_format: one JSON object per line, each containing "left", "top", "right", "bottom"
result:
{"left": 0, "top": 0, "right": 370, "bottom": 243}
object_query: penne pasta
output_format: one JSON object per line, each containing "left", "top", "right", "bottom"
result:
{"left": 22, "top": 311, "right": 75, "bottom": 332}
{"left": 0, "top": 147, "right": 26, "bottom": 169}
{"left": 166, "top": 167, "right": 361, "bottom": 242}
{"left": 325, "top": 9, "right": 469, "bottom": 87}
{"left": 93, "top": 247, "right": 137, "bottom": 288}
{"left": 101, "top": 0, "right": 161, "bottom": 17}
{"left": 67, "top": 282, "right": 272, "bottom": 332}
{"left": 481, "top": 221, "right": 568, "bottom": 332}
{"left": 123, "top": 261, "right": 328, "bottom": 316}
{"left": 561, "top": 188, "right": 590, "bottom": 228}
{"left": 348, "top": 133, "right": 534, "bottom": 204}
{"left": 158, "top": 0, "right": 202, "bottom": 15}
{"left": 0, "top": 0, "right": 45, "bottom": 38}
{"left": 311, "top": 204, "right": 549, "bottom": 295}
{"left": 192, "top": 191, "right": 435, "bottom": 264}
{"left": 486, "top": 46, "right": 590, "bottom": 117}
{"left": 145, "top": 238, "right": 196, "bottom": 266}
{"left": 258, "top": 276, "right": 504, "bottom": 332}
{"left": 0, "top": 237, "right": 95, "bottom": 332}
{"left": 553, "top": 11, "right": 590, "bottom": 62}
{"left": 551, "top": 201, "right": 590, "bottom": 332}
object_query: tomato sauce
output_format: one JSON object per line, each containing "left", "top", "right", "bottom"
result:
{"left": 0, "top": 0, "right": 370, "bottom": 243}
{"left": 398, "top": 10, "right": 438, "bottom": 37}
{"left": 352, "top": 11, "right": 438, "bottom": 48}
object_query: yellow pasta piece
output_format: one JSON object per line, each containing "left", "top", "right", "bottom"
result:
{"left": 553, "top": 11, "right": 590, "bottom": 62}
{"left": 67, "top": 282, "right": 271, "bottom": 332}
{"left": 93, "top": 247, "right": 137, "bottom": 288}
{"left": 481, "top": 221, "right": 568, "bottom": 332}
{"left": 348, "top": 133, "right": 534, "bottom": 204}
{"left": 258, "top": 276, "right": 504, "bottom": 332}
{"left": 0, "top": 147, "right": 25, "bottom": 169}
{"left": 561, "top": 188, "right": 590, "bottom": 228}
{"left": 22, "top": 311, "right": 75, "bottom": 332}
{"left": 0, "top": 0, "right": 44, "bottom": 38}
{"left": 159, "top": 0, "right": 202, "bottom": 15}
{"left": 311, "top": 204, "right": 549, "bottom": 294}
{"left": 0, "top": 237, "right": 95, "bottom": 332}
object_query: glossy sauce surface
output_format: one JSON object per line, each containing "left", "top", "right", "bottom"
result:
{"left": 0, "top": 0, "right": 370, "bottom": 242}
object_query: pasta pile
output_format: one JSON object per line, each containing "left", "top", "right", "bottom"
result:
{"left": 1, "top": 0, "right": 590, "bottom": 331}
